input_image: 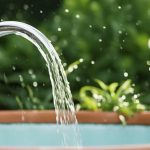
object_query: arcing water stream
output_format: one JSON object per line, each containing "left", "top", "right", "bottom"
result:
{"left": 0, "top": 21, "right": 80, "bottom": 146}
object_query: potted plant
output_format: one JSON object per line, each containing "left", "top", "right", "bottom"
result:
{"left": 0, "top": 79, "right": 150, "bottom": 125}
{"left": 76, "top": 79, "right": 150, "bottom": 125}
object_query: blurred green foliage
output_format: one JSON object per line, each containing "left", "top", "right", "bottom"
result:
{"left": 79, "top": 79, "right": 145, "bottom": 124}
{"left": 79, "top": 79, "right": 145, "bottom": 116}
{"left": 0, "top": 0, "right": 150, "bottom": 110}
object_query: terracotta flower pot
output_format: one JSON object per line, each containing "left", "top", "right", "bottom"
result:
{"left": 0, "top": 110, "right": 150, "bottom": 124}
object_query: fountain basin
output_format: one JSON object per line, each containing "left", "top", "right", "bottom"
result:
{"left": 0, "top": 124, "right": 150, "bottom": 150}
{"left": 0, "top": 111, "right": 150, "bottom": 150}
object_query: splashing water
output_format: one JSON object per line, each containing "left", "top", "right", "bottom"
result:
{"left": 0, "top": 21, "right": 80, "bottom": 146}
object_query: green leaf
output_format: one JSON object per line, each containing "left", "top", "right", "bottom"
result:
{"left": 80, "top": 85, "right": 102, "bottom": 96}
{"left": 118, "top": 106, "right": 134, "bottom": 117}
{"left": 117, "top": 80, "right": 133, "bottom": 96}
{"left": 15, "top": 96, "right": 23, "bottom": 109}
{"left": 65, "top": 59, "right": 83, "bottom": 75}
{"left": 109, "top": 82, "right": 118, "bottom": 93}
{"left": 81, "top": 99, "right": 98, "bottom": 111}
{"left": 26, "top": 85, "right": 34, "bottom": 98}
{"left": 80, "top": 86, "right": 102, "bottom": 100}
{"left": 79, "top": 86, "right": 102, "bottom": 110}
{"left": 95, "top": 79, "right": 108, "bottom": 91}
{"left": 131, "top": 100, "right": 145, "bottom": 112}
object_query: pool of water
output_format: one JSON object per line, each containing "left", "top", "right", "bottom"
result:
{"left": 0, "top": 124, "right": 150, "bottom": 147}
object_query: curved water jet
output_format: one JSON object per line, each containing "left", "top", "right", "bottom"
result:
{"left": 0, "top": 21, "right": 77, "bottom": 124}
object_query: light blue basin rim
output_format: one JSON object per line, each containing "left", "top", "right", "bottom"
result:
{"left": 0, "top": 124, "right": 150, "bottom": 147}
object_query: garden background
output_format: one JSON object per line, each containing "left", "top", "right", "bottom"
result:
{"left": 0, "top": 0, "right": 150, "bottom": 112}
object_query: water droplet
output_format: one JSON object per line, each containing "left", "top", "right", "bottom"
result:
{"left": 63, "top": 63, "right": 67, "bottom": 67}
{"left": 40, "top": 10, "right": 43, "bottom": 14}
{"left": 76, "top": 77, "right": 80, "bottom": 82}
{"left": 102, "top": 26, "right": 106, "bottom": 29}
{"left": 91, "top": 60, "right": 95, "bottom": 64}
{"left": 28, "top": 69, "right": 33, "bottom": 75}
{"left": 145, "top": 81, "right": 149, "bottom": 87}
{"left": 68, "top": 68, "right": 73, "bottom": 73}
{"left": 121, "top": 95, "right": 126, "bottom": 100}
{"left": 57, "top": 27, "right": 62, "bottom": 32}
{"left": 31, "top": 74, "right": 36, "bottom": 79}
{"left": 65, "top": 9, "right": 69, "bottom": 13}
{"left": 146, "top": 60, "right": 150, "bottom": 66}
{"left": 33, "top": 81, "right": 38, "bottom": 87}
{"left": 89, "top": 25, "right": 92, "bottom": 28}
{"left": 148, "top": 39, "right": 150, "bottom": 48}
{"left": 79, "top": 58, "right": 84, "bottom": 62}
{"left": 75, "top": 14, "right": 80, "bottom": 19}
{"left": 118, "top": 6, "right": 122, "bottom": 10}
{"left": 118, "top": 30, "right": 122, "bottom": 34}
{"left": 98, "top": 39, "right": 102, "bottom": 42}
{"left": 133, "top": 94, "right": 138, "bottom": 99}
{"left": 124, "top": 72, "right": 128, "bottom": 77}
{"left": 12, "top": 66, "right": 16, "bottom": 71}
{"left": 19, "top": 75, "right": 24, "bottom": 82}
{"left": 23, "top": 4, "right": 29, "bottom": 10}
{"left": 74, "top": 65, "right": 78, "bottom": 69}
{"left": 120, "top": 46, "right": 123, "bottom": 50}
{"left": 62, "top": 40, "right": 68, "bottom": 46}
{"left": 113, "top": 106, "right": 119, "bottom": 111}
